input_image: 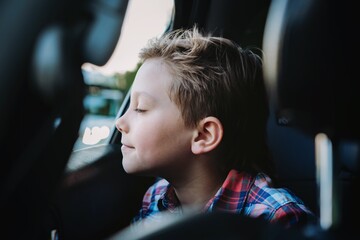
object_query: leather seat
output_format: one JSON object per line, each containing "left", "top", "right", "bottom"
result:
{"left": 263, "top": 0, "right": 359, "bottom": 235}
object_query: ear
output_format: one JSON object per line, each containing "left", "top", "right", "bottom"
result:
{"left": 191, "top": 116, "right": 223, "bottom": 155}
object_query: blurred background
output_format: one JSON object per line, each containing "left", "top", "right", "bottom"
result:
{"left": 73, "top": 0, "right": 174, "bottom": 150}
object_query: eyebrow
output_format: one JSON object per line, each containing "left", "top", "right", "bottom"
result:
{"left": 132, "top": 91, "right": 156, "bottom": 102}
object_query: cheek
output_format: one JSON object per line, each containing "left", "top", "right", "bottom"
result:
{"left": 134, "top": 124, "right": 169, "bottom": 151}
{"left": 131, "top": 118, "right": 162, "bottom": 149}
{"left": 134, "top": 119, "right": 189, "bottom": 157}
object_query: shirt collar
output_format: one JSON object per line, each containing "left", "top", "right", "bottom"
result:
{"left": 158, "top": 184, "right": 182, "bottom": 214}
{"left": 158, "top": 169, "right": 255, "bottom": 214}
{"left": 204, "top": 169, "right": 255, "bottom": 212}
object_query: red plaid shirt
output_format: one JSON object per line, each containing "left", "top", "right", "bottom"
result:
{"left": 132, "top": 169, "right": 315, "bottom": 228}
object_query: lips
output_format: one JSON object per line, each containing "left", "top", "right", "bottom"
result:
{"left": 121, "top": 142, "right": 135, "bottom": 153}
{"left": 121, "top": 142, "right": 134, "bottom": 148}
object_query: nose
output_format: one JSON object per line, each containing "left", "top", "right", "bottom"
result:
{"left": 115, "top": 114, "right": 128, "bottom": 134}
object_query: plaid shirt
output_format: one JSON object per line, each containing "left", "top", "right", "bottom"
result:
{"left": 132, "top": 169, "right": 315, "bottom": 228}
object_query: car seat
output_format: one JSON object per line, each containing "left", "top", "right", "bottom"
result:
{"left": 0, "top": 0, "right": 129, "bottom": 239}
{"left": 263, "top": 0, "right": 359, "bottom": 236}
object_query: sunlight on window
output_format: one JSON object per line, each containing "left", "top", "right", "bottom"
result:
{"left": 73, "top": 0, "right": 174, "bottom": 151}
{"left": 82, "top": 126, "right": 111, "bottom": 145}
{"left": 83, "top": 0, "right": 174, "bottom": 75}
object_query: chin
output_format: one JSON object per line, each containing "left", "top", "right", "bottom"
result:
{"left": 122, "top": 160, "right": 136, "bottom": 174}
{"left": 122, "top": 166, "right": 137, "bottom": 174}
{"left": 122, "top": 161, "right": 143, "bottom": 175}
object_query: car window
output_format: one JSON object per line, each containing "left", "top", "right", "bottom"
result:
{"left": 72, "top": 0, "right": 174, "bottom": 151}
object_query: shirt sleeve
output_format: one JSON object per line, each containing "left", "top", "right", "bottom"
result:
{"left": 270, "top": 202, "right": 317, "bottom": 228}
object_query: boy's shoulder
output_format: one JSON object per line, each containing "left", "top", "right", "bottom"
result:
{"left": 245, "top": 172, "right": 316, "bottom": 226}
{"left": 250, "top": 173, "right": 305, "bottom": 207}
{"left": 245, "top": 172, "right": 313, "bottom": 217}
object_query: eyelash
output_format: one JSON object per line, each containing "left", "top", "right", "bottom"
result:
{"left": 134, "top": 108, "right": 146, "bottom": 113}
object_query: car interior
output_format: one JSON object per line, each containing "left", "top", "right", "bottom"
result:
{"left": 1, "top": 0, "right": 358, "bottom": 239}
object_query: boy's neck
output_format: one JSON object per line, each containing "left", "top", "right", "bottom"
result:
{"left": 170, "top": 161, "right": 227, "bottom": 213}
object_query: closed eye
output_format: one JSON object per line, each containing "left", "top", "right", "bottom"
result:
{"left": 134, "top": 108, "right": 146, "bottom": 113}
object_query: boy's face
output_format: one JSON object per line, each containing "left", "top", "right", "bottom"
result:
{"left": 116, "top": 58, "right": 195, "bottom": 177}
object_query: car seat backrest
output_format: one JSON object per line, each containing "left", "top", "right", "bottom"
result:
{"left": 0, "top": 0, "right": 129, "bottom": 238}
{"left": 266, "top": 109, "right": 317, "bottom": 215}
{"left": 263, "top": 0, "right": 359, "bottom": 232}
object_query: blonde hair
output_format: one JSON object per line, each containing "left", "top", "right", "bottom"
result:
{"left": 139, "top": 27, "right": 271, "bottom": 173}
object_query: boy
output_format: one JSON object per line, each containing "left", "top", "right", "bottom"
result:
{"left": 115, "top": 27, "right": 314, "bottom": 228}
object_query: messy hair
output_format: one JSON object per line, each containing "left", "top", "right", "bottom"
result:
{"left": 139, "top": 27, "right": 272, "bottom": 175}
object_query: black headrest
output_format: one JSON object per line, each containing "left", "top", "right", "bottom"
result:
{"left": 263, "top": 0, "right": 359, "bottom": 140}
